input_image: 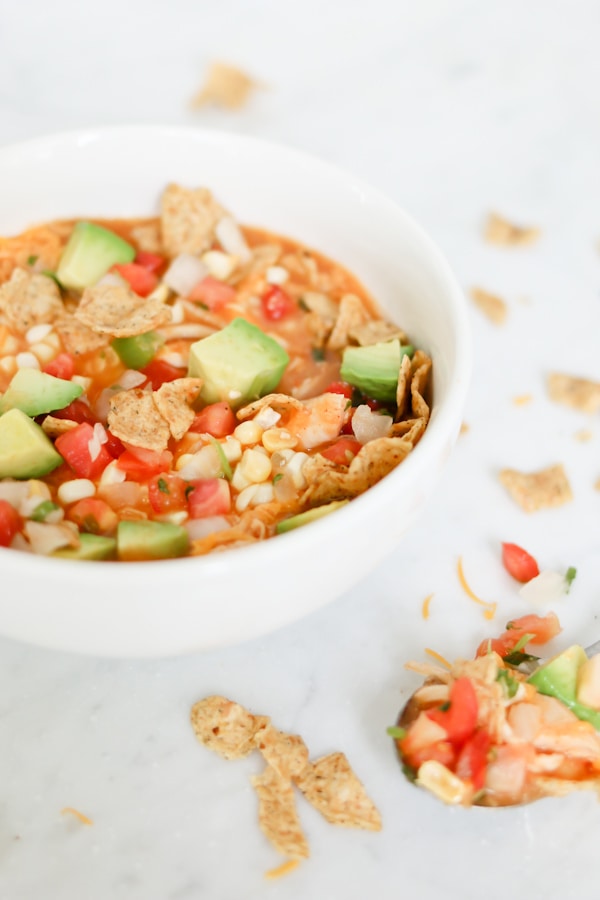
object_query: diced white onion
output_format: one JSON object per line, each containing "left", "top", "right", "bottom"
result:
{"left": 23, "top": 521, "right": 79, "bottom": 555}
{"left": 0, "top": 481, "right": 29, "bottom": 507}
{"left": 163, "top": 253, "right": 208, "bottom": 296}
{"left": 157, "top": 511, "right": 189, "bottom": 526}
{"left": 93, "top": 423, "right": 108, "bottom": 445}
{"left": 519, "top": 570, "right": 568, "bottom": 607}
{"left": 87, "top": 430, "right": 101, "bottom": 462}
{"left": 170, "top": 300, "right": 185, "bottom": 324}
{"left": 96, "top": 272, "right": 127, "bottom": 288}
{"left": 185, "top": 516, "right": 230, "bottom": 541}
{"left": 25, "top": 323, "right": 53, "bottom": 344}
{"left": 351, "top": 404, "right": 393, "bottom": 444}
{"left": 16, "top": 352, "right": 40, "bottom": 370}
{"left": 201, "top": 250, "right": 237, "bottom": 280}
{"left": 177, "top": 445, "right": 221, "bottom": 480}
{"left": 99, "top": 460, "right": 127, "bottom": 486}
{"left": 285, "top": 451, "right": 310, "bottom": 489}
{"left": 95, "top": 387, "right": 120, "bottom": 423}
{"left": 159, "top": 352, "right": 187, "bottom": 369}
{"left": 146, "top": 283, "right": 171, "bottom": 303}
{"left": 254, "top": 407, "right": 281, "bottom": 429}
{"left": 71, "top": 375, "right": 92, "bottom": 391}
{"left": 215, "top": 216, "right": 252, "bottom": 263}
{"left": 266, "top": 266, "right": 289, "bottom": 285}
{"left": 57, "top": 479, "right": 96, "bottom": 505}
{"left": 119, "top": 369, "right": 147, "bottom": 389}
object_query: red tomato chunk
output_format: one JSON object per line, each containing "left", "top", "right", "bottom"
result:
{"left": 0, "top": 500, "right": 21, "bottom": 547}
{"left": 113, "top": 263, "right": 158, "bottom": 297}
{"left": 261, "top": 285, "right": 295, "bottom": 321}
{"left": 187, "top": 478, "right": 231, "bottom": 518}
{"left": 116, "top": 447, "right": 173, "bottom": 481}
{"left": 68, "top": 498, "right": 118, "bottom": 535}
{"left": 43, "top": 352, "right": 76, "bottom": 380}
{"left": 55, "top": 423, "right": 114, "bottom": 479}
{"left": 189, "top": 402, "right": 236, "bottom": 438}
{"left": 189, "top": 276, "right": 236, "bottom": 310}
{"left": 148, "top": 474, "right": 188, "bottom": 513}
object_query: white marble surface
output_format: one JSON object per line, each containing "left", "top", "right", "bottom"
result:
{"left": 1, "top": 1, "right": 600, "bottom": 897}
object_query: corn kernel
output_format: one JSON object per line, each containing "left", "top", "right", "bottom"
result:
{"left": 57, "top": 479, "right": 96, "bottom": 505}
{"left": 234, "top": 420, "right": 263, "bottom": 446}
{"left": 238, "top": 447, "right": 272, "bottom": 483}
{"left": 1, "top": 335, "right": 20, "bottom": 355}
{"left": 0, "top": 356, "right": 17, "bottom": 377}
{"left": 262, "top": 427, "right": 298, "bottom": 453}
{"left": 99, "top": 461, "right": 127, "bottom": 487}
{"left": 178, "top": 444, "right": 221, "bottom": 480}
{"left": 25, "top": 323, "right": 53, "bottom": 344}
{"left": 201, "top": 250, "right": 237, "bottom": 280}
{"left": 234, "top": 482, "right": 275, "bottom": 513}
{"left": 71, "top": 375, "right": 93, "bottom": 391}
{"left": 29, "top": 342, "right": 57, "bottom": 365}
{"left": 231, "top": 466, "right": 252, "bottom": 492}
{"left": 43, "top": 332, "right": 61, "bottom": 352}
{"left": 16, "top": 352, "right": 40, "bottom": 370}
{"left": 416, "top": 760, "right": 472, "bottom": 805}
{"left": 220, "top": 436, "right": 242, "bottom": 463}
{"left": 285, "top": 452, "right": 309, "bottom": 489}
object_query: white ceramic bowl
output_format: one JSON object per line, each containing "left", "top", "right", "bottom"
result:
{"left": 0, "top": 126, "right": 470, "bottom": 658}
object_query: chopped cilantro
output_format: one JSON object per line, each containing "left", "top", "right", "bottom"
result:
{"left": 208, "top": 436, "right": 232, "bottom": 480}
{"left": 565, "top": 566, "right": 577, "bottom": 591}
{"left": 195, "top": 301, "right": 209, "bottom": 310}
{"left": 439, "top": 701, "right": 451, "bottom": 712}
{"left": 298, "top": 297, "right": 309, "bottom": 312}
{"left": 273, "top": 473, "right": 284, "bottom": 484}
{"left": 511, "top": 632, "right": 536, "bottom": 654}
{"left": 185, "top": 485, "right": 195, "bottom": 499}
{"left": 401, "top": 762, "right": 417, "bottom": 783}
{"left": 30, "top": 500, "right": 60, "bottom": 522}
{"left": 157, "top": 478, "right": 170, "bottom": 494}
{"left": 311, "top": 347, "right": 326, "bottom": 362}
{"left": 42, "top": 270, "right": 64, "bottom": 289}
{"left": 503, "top": 650, "right": 540, "bottom": 667}
{"left": 386, "top": 725, "right": 406, "bottom": 740}
{"left": 496, "top": 669, "right": 519, "bottom": 698}
{"left": 27, "top": 254, "right": 38, "bottom": 266}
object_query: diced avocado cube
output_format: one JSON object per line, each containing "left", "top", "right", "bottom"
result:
{"left": 117, "top": 520, "right": 189, "bottom": 561}
{"left": 56, "top": 222, "right": 135, "bottom": 290}
{"left": 340, "top": 340, "right": 414, "bottom": 403}
{"left": 0, "top": 368, "right": 83, "bottom": 417}
{"left": 52, "top": 533, "right": 117, "bottom": 561}
{"left": 0, "top": 408, "right": 63, "bottom": 478}
{"left": 528, "top": 645, "right": 600, "bottom": 730}
{"left": 188, "top": 317, "right": 289, "bottom": 409}
{"left": 276, "top": 500, "right": 349, "bottom": 534}
{"left": 111, "top": 331, "right": 164, "bottom": 369}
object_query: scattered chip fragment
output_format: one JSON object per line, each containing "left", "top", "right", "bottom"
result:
{"left": 190, "top": 61, "right": 263, "bottom": 110}
{"left": 108, "top": 389, "right": 171, "bottom": 453}
{"left": 190, "top": 695, "right": 269, "bottom": 760}
{"left": 484, "top": 212, "right": 540, "bottom": 246}
{"left": 251, "top": 765, "right": 309, "bottom": 860}
{"left": 75, "top": 283, "right": 170, "bottom": 338}
{"left": 470, "top": 287, "right": 507, "bottom": 325}
{"left": 499, "top": 463, "right": 573, "bottom": 512}
{"left": 0, "top": 268, "right": 64, "bottom": 333}
{"left": 161, "top": 183, "right": 226, "bottom": 257}
{"left": 327, "top": 294, "right": 370, "bottom": 351}
{"left": 547, "top": 373, "right": 600, "bottom": 414}
{"left": 295, "top": 752, "right": 382, "bottom": 831}
{"left": 254, "top": 724, "right": 309, "bottom": 780}
{"left": 153, "top": 377, "right": 203, "bottom": 440}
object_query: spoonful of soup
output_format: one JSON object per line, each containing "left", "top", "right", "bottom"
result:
{"left": 390, "top": 614, "right": 600, "bottom": 807}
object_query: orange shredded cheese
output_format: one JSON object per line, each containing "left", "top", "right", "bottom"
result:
{"left": 456, "top": 556, "right": 497, "bottom": 620}
{"left": 61, "top": 807, "right": 93, "bottom": 825}
{"left": 421, "top": 593, "right": 434, "bottom": 620}
{"left": 424, "top": 647, "right": 452, "bottom": 669}
{"left": 513, "top": 394, "right": 532, "bottom": 406}
{"left": 265, "top": 859, "right": 300, "bottom": 880}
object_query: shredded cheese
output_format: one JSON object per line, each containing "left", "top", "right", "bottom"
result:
{"left": 424, "top": 647, "right": 452, "bottom": 669}
{"left": 513, "top": 394, "right": 533, "bottom": 406}
{"left": 61, "top": 807, "right": 93, "bottom": 825}
{"left": 265, "top": 858, "right": 301, "bottom": 880}
{"left": 421, "top": 593, "right": 434, "bottom": 620}
{"left": 456, "top": 556, "right": 497, "bottom": 620}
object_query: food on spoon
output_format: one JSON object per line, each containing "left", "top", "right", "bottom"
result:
{"left": 0, "top": 183, "right": 433, "bottom": 561}
{"left": 392, "top": 613, "right": 600, "bottom": 807}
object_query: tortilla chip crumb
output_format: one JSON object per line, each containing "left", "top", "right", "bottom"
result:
{"left": 470, "top": 287, "right": 507, "bottom": 325}
{"left": 459, "top": 422, "right": 470, "bottom": 435}
{"left": 254, "top": 724, "right": 309, "bottom": 780}
{"left": 595, "top": 477, "right": 600, "bottom": 491}
{"left": 499, "top": 464, "right": 573, "bottom": 512}
{"left": 295, "top": 752, "right": 382, "bottom": 831}
{"left": 190, "top": 61, "right": 264, "bottom": 110}
{"left": 61, "top": 807, "right": 93, "bottom": 826}
{"left": 265, "top": 859, "right": 300, "bottom": 880}
{"left": 251, "top": 766, "right": 309, "bottom": 860}
{"left": 484, "top": 212, "right": 540, "bottom": 246}
{"left": 191, "top": 695, "right": 269, "bottom": 760}
{"left": 513, "top": 394, "right": 533, "bottom": 406}
{"left": 108, "top": 389, "right": 171, "bottom": 453}
{"left": 575, "top": 429, "right": 593, "bottom": 443}
{"left": 547, "top": 372, "right": 600, "bottom": 414}
{"left": 42, "top": 416, "right": 78, "bottom": 438}
{"left": 153, "top": 377, "right": 202, "bottom": 440}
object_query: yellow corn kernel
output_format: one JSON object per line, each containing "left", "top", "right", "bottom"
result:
{"left": 238, "top": 447, "right": 272, "bottom": 483}
{"left": 416, "top": 760, "right": 473, "bottom": 805}
{"left": 220, "top": 436, "right": 242, "bottom": 463}
{"left": 261, "top": 427, "right": 298, "bottom": 453}
{"left": 1, "top": 335, "right": 20, "bottom": 355}
{"left": 233, "top": 420, "right": 263, "bottom": 446}
{"left": 29, "top": 342, "right": 57, "bottom": 365}
{"left": 0, "top": 356, "right": 17, "bottom": 377}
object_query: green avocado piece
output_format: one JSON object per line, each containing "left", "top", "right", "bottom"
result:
{"left": 0, "top": 368, "right": 83, "bottom": 417}
{"left": 340, "top": 340, "right": 414, "bottom": 403}
{"left": 52, "top": 533, "right": 117, "bottom": 561}
{"left": 275, "top": 500, "right": 349, "bottom": 534}
{"left": 56, "top": 221, "right": 135, "bottom": 290}
{"left": 0, "top": 408, "right": 63, "bottom": 478}
{"left": 188, "top": 317, "right": 289, "bottom": 409}
{"left": 117, "top": 520, "right": 190, "bottom": 561}
{"left": 527, "top": 645, "right": 600, "bottom": 730}
{"left": 111, "top": 331, "right": 164, "bottom": 369}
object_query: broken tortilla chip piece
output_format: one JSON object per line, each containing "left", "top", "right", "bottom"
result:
{"left": 327, "top": 294, "right": 370, "bottom": 351}
{"left": 161, "top": 183, "right": 226, "bottom": 258}
{"left": 410, "top": 350, "right": 432, "bottom": 421}
{"left": 251, "top": 766, "right": 309, "bottom": 861}
{"left": 484, "top": 212, "right": 540, "bottom": 246}
{"left": 349, "top": 319, "right": 408, "bottom": 347}
{"left": 75, "top": 283, "right": 170, "bottom": 338}
{"left": 129, "top": 221, "right": 163, "bottom": 256}
{"left": 190, "top": 61, "right": 263, "bottom": 110}
{"left": 108, "top": 389, "right": 171, "bottom": 453}
{"left": 547, "top": 373, "right": 600, "bottom": 414}
{"left": 470, "top": 287, "right": 507, "bottom": 325}
{"left": 395, "top": 353, "right": 412, "bottom": 420}
{"left": 236, "top": 393, "right": 304, "bottom": 421}
{"left": 294, "top": 752, "right": 382, "bottom": 831}
{"left": 254, "top": 724, "right": 310, "bottom": 781}
{"left": 0, "top": 225, "right": 65, "bottom": 283}
{"left": 55, "top": 314, "right": 110, "bottom": 355}
{"left": 191, "top": 695, "right": 270, "bottom": 760}
{"left": 41, "top": 416, "right": 78, "bottom": 438}
{"left": 499, "top": 463, "right": 573, "bottom": 512}
{"left": 0, "top": 268, "right": 64, "bottom": 333}
{"left": 153, "top": 377, "right": 203, "bottom": 440}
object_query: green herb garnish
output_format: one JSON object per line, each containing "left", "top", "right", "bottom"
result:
{"left": 439, "top": 701, "right": 451, "bottom": 712}
{"left": 311, "top": 347, "right": 326, "bottom": 362}
{"left": 386, "top": 725, "right": 407, "bottom": 740}
{"left": 565, "top": 566, "right": 577, "bottom": 591}
{"left": 401, "top": 763, "right": 417, "bottom": 783}
{"left": 496, "top": 669, "right": 519, "bottom": 698}
{"left": 273, "top": 473, "right": 284, "bottom": 484}
{"left": 298, "top": 297, "right": 309, "bottom": 312}
{"left": 27, "top": 254, "right": 39, "bottom": 266}
{"left": 185, "top": 485, "right": 195, "bottom": 499}
{"left": 503, "top": 650, "right": 540, "bottom": 667}
{"left": 510, "top": 632, "right": 536, "bottom": 654}
{"left": 208, "top": 436, "right": 232, "bottom": 481}
{"left": 157, "top": 478, "right": 169, "bottom": 494}
{"left": 30, "top": 500, "right": 60, "bottom": 522}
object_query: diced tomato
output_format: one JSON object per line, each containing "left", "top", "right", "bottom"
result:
{"left": 502, "top": 542, "right": 540, "bottom": 583}
{"left": 148, "top": 473, "right": 188, "bottom": 513}
{"left": 260, "top": 285, "right": 295, "bottom": 321}
{"left": 112, "top": 262, "right": 158, "bottom": 298}
{"left": 365, "top": 397, "right": 384, "bottom": 411}
{"left": 55, "top": 423, "right": 113, "bottom": 479}
{"left": 134, "top": 251, "right": 165, "bottom": 274}
{"left": 68, "top": 498, "right": 118, "bottom": 535}
{"left": 50, "top": 398, "right": 97, "bottom": 424}
{"left": 455, "top": 729, "right": 491, "bottom": 791}
{"left": 341, "top": 407, "right": 356, "bottom": 435}
{"left": 320, "top": 436, "right": 362, "bottom": 466}
{"left": 116, "top": 446, "right": 174, "bottom": 481}
{"left": 104, "top": 430, "right": 125, "bottom": 459}
{"left": 43, "top": 353, "right": 76, "bottom": 381}
{"left": 188, "top": 276, "right": 236, "bottom": 310}
{"left": 324, "top": 381, "right": 353, "bottom": 399}
{"left": 187, "top": 478, "right": 231, "bottom": 518}
{"left": 189, "top": 402, "right": 236, "bottom": 438}
{"left": 140, "top": 359, "right": 186, "bottom": 390}
{"left": 399, "top": 739, "right": 456, "bottom": 772}
{"left": 476, "top": 612, "right": 562, "bottom": 658}
{"left": 427, "top": 678, "right": 479, "bottom": 747}
{"left": 0, "top": 500, "right": 21, "bottom": 547}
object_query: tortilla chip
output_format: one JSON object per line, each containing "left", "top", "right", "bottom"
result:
{"left": 236, "top": 393, "right": 304, "bottom": 421}
{"left": 302, "top": 437, "right": 412, "bottom": 504}
{"left": 190, "top": 61, "right": 263, "bottom": 110}
{"left": 484, "top": 212, "right": 540, "bottom": 246}
{"left": 75, "top": 283, "right": 170, "bottom": 338}
{"left": 499, "top": 464, "right": 573, "bottom": 512}
{"left": 390, "top": 416, "right": 427, "bottom": 445}
{"left": 191, "top": 695, "right": 270, "bottom": 760}
{"left": 55, "top": 315, "right": 110, "bottom": 355}
{"left": 254, "top": 724, "right": 309, "bottom": 780}
{"left": 161, "top": 183, "right": 226, "bottom": 257}
{"left": 108, "top": 389, "right": 171, "bottom": 452}
{"left": 349, "top": 319, "right": 408, "bottom": 347}
{"left": 0, "top": 268, "right": 64, "bottom": 333}
{"left": 129, "top": 220, "right": 163, "bottom": 255}
{"left": 460, "top": 422, "right": 470, "bottom": 435}
{"left": 153, "top": 377, "right": 202, "bottom": 440}
{"left": 190, "top": 527, "right": 256, "bottom": 556}
{"left": 295, "top": 752, "right": 381, "bottom": 831}
{"left": 470, "top": 287, "right": 507, "bottom": 325}
{"left": 0, "top": 225, "right": 65, "bottom": 283}
{"left": 595, "top": 477, "right": 600, "bottom": 492}
{"left": 395, "top": 353, "right": 413, "bottom": 420}
{"left": 251, "top": 766, "right": 309, "bottom": 860}
{"left": 410, "top": 351, "right": 432, "bottom": 421}
{"left": 327, "top": 294, "right": 370, "bottom": 351}
{"left": 574, "top": 429, "right": 593, "bottom": 443}
{"left": 547, "top": 373, "right": 600, "bottom": 414}
{"left": 41, "top": 416, "right": 78, "bottom": 438}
